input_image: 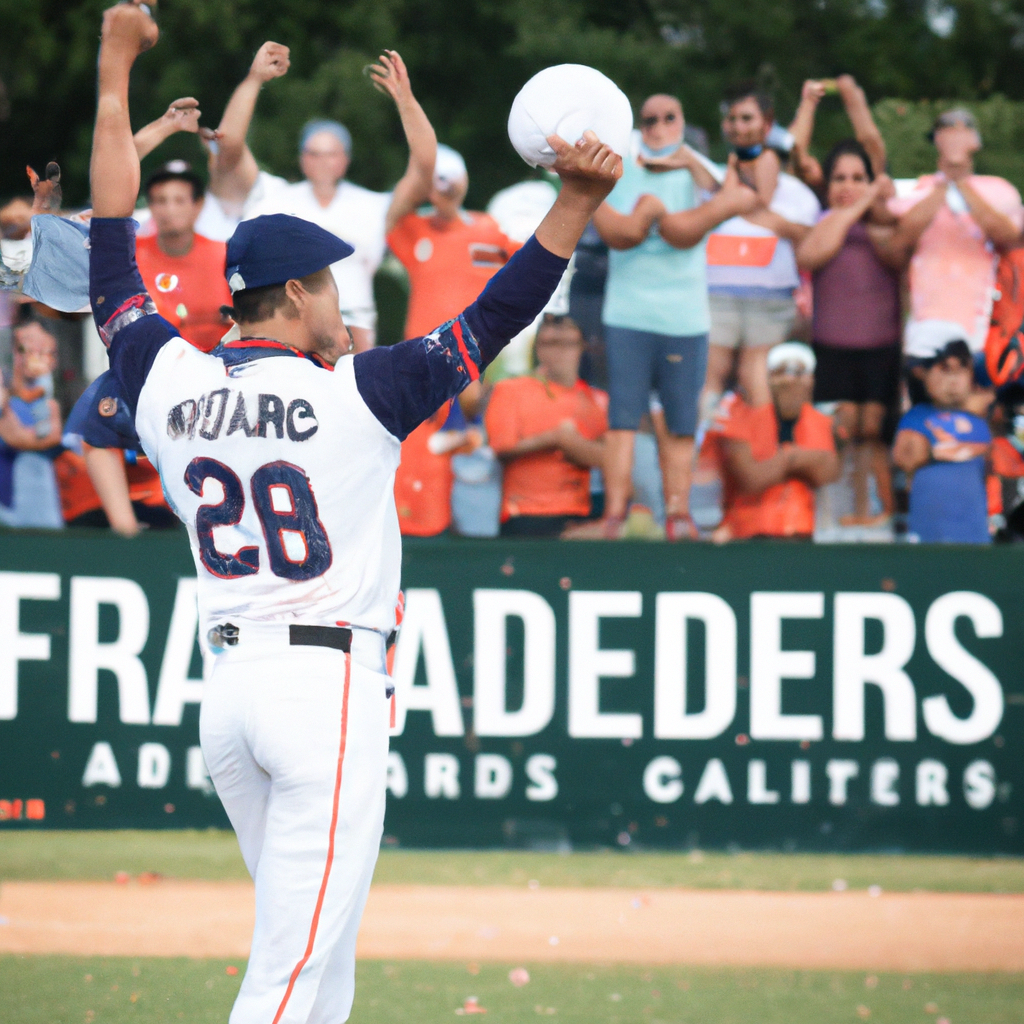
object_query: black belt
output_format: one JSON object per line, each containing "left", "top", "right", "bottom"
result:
{"left": 289, "top": 624, "right": 352, "bottom": 653}
{"left": 210, "top": 622, "right": 397, "bottom": 653}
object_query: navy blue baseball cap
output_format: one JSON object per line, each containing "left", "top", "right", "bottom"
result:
{"left": 225, "top": 214, "right": 354, "bottom": 294}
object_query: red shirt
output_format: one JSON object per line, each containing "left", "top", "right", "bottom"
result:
{"left": 485, "top": 375, "right": 607, "bottom": 520}
{"left": 387, "top": 210, "right": 521, "bottom": 339}
{"left": 135, "top": 233, "right": 231, "bottom": 353}
{"left": 710, "top": 393, "right": 835, "bottom": 539}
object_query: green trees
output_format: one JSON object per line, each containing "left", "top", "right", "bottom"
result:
{"left": 2, "top": 0, "right": 1024, "bottom": 205}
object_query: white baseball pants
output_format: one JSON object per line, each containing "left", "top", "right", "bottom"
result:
{"left": 200, "top": 630, "right": 391, "bottom": 1024}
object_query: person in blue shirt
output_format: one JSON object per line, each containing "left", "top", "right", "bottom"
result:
{"left": 591, "top": 93, "right": 758, "bottom": 540}
{"left": 893, "top": 339, "right": 992, "bottom": 544}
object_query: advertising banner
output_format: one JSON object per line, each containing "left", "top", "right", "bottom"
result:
{"left": 0, "top": 531, "right": 1020, "bottom": 853}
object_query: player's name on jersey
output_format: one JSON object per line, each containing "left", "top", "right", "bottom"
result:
{"left": 166, "top": 388, "right": 318, "bottom": 443}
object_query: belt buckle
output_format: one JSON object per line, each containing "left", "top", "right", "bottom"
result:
{"left": 207, "top": 622, "right": 239, "bottom": 653}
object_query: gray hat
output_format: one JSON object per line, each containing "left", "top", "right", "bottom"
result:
{"left": 928, "top": 108, "right": 980, "bottom": 143}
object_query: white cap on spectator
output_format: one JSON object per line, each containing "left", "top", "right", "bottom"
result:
{"left": 434, "top": 145, "right": 468, "bottom": 191}
{"left": 767, "top": 342, "right": 816, "bottom": 373}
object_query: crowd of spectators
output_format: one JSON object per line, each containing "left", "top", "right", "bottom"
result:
{"left": 3, "top": 49, "right": 1024, "bottom": 546}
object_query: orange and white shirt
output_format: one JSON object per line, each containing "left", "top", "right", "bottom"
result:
{"left": 387, "top": 209, "right": 521, "bottom": 339}
{"left": 709, "top": 392, "right": 835, "bottom": 538}
{"left": 135, "top": 233, "right": 231, "bottom": 353}
{"left": 485, "top": 375, "right": 607, "bottom": 520}
{"left": 706, "top": 174, "right": 820, "bottom": 293}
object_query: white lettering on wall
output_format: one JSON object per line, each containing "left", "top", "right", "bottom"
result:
{"left": 0, "top": 572, "right": 60, "bottom": 721}
{"left": 474, "top": 753, "right": 513, "bottom": 799}
{"left": 81, "top": 741, "right": 121, "bottom": 787}
{"left": 747, "top": 760, "right": 780, "bottom": 804}
{"left": 568, "top": 591, "right": 643, "bottom": 739}
{"left": 693, "top": 758, "right": 733, "bottom": 804}
{"left": 643, "top": 756, "right": 684, "bottom": 804}
{"left": 152, "top": 579, "right": 204, "bottom": 726}
{"left": 424, "top": 752, "right": 460, "bottom": 798}
{"left": 137, "top": 742, "right": 171, "bottom": 789}
{"left": 916, "top": 759, "right": 949, "bottom": 806}
{"left": 474, "top": 589, "right": 556, "bottom": 737}
{"left": 791, "top": 760, "right": 811, "bottom": 804}
{"left": 826, "top": 759, "right": 859, "bottom": 805}
{"left": 963, "top": 760, "right": 996, "bottom": 809}
{"left": 750, "top": 592, "right": 824, "bottom": 741}
{"left": 923, "top": 592, "right": 1004, "bottom": 745}
{"left": 68, "top": 577, "right": 150, "bottom": 724}
{"left": 870, "top": 757, "right": 900, "bottom": 806}
{"left": 391, "top": 590, "right": 464, "bottom": 737}
{"left": 833, "top": 593, "right": 917, "bottom": 741}
{"left": 654, "top": 592, "right": 736, "bottom": 739}
{"left": 525, "top": 754, "right": 558, "bottom": 802}
{"left": 386, "top": 752, "right": 409, "bottom": 798}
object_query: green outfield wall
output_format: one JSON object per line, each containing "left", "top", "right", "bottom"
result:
{"left": 0, "top": 529, "right": 1020, "bottom": 853}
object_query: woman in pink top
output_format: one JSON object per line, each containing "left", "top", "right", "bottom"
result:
{"left": 797, "top": 140, "right": 911, "bottom": 526}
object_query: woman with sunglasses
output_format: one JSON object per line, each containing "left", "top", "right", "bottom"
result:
{"left": 591, "top": 93, "right": 758, "bottom": 540}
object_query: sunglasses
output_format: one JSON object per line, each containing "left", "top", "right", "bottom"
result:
{"left": 640, "top": 112, "right": 678, "bottom": 129}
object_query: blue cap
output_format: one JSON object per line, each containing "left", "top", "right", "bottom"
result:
{"left": 225, "top": 214, "right": 354, "bottom": 294}
{"left": 300, "top": 120, "right": 352, "bottom": 156}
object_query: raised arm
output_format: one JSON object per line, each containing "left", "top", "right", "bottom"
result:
{"left": 836, "top": 76, "right": 887, "bottom": 177}
{"left": 90, "top": 2, "right": 179, "bottom": 408}
{"left": 355, "top": 131, "right": 620, "bottom": 440}
{"left": 209, "top": 42, "right": 290, "bottom": 206}
{"left": 659, "top": 155, "right": 759, "bottom": 249}
{"left": 133, "top": 97, "right": 213, "bottom": 160}
{"left": 369, "top": 51, "right": 437, "bottom": 235}
{"left": 788, "top": 81, "right": 824, "bottom": 161}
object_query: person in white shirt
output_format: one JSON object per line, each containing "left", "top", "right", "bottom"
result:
{"left": 193, "top": 41, "right": 293, "bottom": 243}
{"left": 250, "top": 51, "right": 436, "bottom": 352}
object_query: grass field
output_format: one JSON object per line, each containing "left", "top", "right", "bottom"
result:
{"left": 2, "top": 830, "right": 1023, "bottom": 892}
{"left": 2, "top": 957, "right": 1022, "bottom": 1024}
{"left": 3, "top": 833, "right": 1022, "bottom": 1022}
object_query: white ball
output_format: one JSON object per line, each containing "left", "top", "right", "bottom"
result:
{"left": 507, "top": 64, "right": 633, "bottom": 169}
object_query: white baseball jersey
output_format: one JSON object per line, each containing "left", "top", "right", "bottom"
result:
{"left": 89, "top": 218, "right": 569, "bottom": 641}
{"left": 88, "top": 215, "right": 568, "bottom": 1024}
{"left": 134, "top": 340, "right": 401, "bottom": 638}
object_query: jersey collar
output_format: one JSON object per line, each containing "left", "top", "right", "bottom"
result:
{"left": 213, "top": 337, "right": 334, "bottom": 372}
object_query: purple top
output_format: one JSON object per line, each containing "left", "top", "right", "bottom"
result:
{"left": 812, "top": 220, "right": 900, "bottom": 349}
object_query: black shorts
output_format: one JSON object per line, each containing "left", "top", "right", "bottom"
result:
{"left": 812, "top": 342, "right": 900, "bottom": 406}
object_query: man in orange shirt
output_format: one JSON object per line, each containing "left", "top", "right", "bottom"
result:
{"left": 709, "top": 342, "right": 839, "bottom": 540}
{"left": 387, "top": 145, "right": 521, "bottom": 339}
{"left": 389, "top": 145, "right": 520, "bottom": 535}
{"left": 485, "top": 314, "right": 607, "bottom": 536}
{"left": 135, "top": 161, "right": 232, "bottom": 352}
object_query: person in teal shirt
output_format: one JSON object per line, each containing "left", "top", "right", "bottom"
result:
{"left": 593, "top": 93, "right": 758, "bottom": 540}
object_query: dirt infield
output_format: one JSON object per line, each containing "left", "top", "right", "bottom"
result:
{"left": 0, "top": 881, "right": 1022, "bottom": 971}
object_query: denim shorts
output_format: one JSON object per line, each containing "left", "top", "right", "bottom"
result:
{"left": 603, "top": 326, "right": 708, "bottom": 436}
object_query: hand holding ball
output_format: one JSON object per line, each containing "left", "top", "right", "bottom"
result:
{"left": 507, "top": 64, "right": 633, "bottom": 168}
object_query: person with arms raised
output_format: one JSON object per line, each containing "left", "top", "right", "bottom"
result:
{"left": 87, "top": 5, "right": 621, "bottom": 1022}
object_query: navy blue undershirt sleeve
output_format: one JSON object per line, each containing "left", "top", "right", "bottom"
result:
{"left": 354, "top": 235, "right": 568, "bottom": 440}
{"left": 462, "top": 236, "right": 569, "bottom": 367}
{"left": 90, "top": 217, "right": 178, "bottom": 411}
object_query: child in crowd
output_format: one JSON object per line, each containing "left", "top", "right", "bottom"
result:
{"left": 0, "top": 317, "right": 64, "bottom": 528}
{"left": 893, "top": 339, "right": 992, "bottom": 544}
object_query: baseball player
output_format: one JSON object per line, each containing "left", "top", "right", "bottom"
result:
{"left": 89, "top": 4, "right": 621, "bottom": 1023}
